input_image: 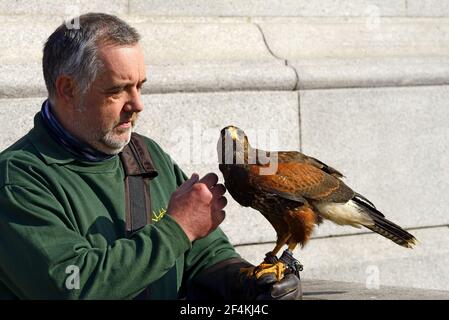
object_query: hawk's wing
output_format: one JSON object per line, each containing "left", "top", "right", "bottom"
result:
{"left": 247, "top": 160, "right": 354, "bottom": 204}
{"left": 277, "top": 151, "right": 344, "bottom": 178}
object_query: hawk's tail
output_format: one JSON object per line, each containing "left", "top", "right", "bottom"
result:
{"left": 352, "top": 194, "right": 418, "bottom": 248}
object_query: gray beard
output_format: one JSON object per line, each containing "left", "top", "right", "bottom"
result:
{"left": 75, "top": 100, "right": 135, "bottom": 154}
{"left": 99, "top": 128, "right": 133, "bottom": 154}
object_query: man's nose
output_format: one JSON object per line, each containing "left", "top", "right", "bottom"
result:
{"left": 124, "top": 87, "right": 144, "bottom": 113}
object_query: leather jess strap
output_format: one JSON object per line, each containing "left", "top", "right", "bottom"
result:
{"left": 119, "top": 133, "right": 158, "bottom": 235}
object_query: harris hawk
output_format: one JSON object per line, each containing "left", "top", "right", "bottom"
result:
{"left": 217, "top": 125, "right": 417, "bottom": 281}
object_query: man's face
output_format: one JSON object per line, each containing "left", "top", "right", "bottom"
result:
{"left": 73, "top": 43, "right": 146, "bottom": 154}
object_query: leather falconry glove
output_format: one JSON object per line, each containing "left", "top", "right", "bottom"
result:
{"left": 187, "top": 257, "right": 302, "bottom": 300}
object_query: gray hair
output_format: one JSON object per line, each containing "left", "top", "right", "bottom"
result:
{"left": 43, "top": 13, "right": 141, "bottom": 104}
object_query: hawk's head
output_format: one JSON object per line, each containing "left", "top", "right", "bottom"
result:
{"left": 217, "top": 125, "right": 250, "bottom": 165}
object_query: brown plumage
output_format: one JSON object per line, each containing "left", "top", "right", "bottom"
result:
{"left": 217, "top": 126, "right": 417, "bottom": 279}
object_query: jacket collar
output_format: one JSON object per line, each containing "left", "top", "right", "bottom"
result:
{"left": 29, "top": 111, "right": 118, "bottom": 172}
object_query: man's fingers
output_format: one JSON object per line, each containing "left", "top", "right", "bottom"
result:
{"left": 211, "top": 184, "right": 226, "bottom": 198}
{"left": 177, "top": 173, "right": 199, "bottom": 194}
{"left": 214, "top": 210, "right": 226, "bottom": 225}
{"left": 212, "top": 196, "right": 228, "bottom": 212}
{"left": 198, "top": 172, "right": 218, "bottom": 189}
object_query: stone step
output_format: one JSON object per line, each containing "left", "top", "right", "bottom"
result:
{"left": 3, "top": 57, "right": 449, "bottom": 99}
{"left": 301, "top": 278, "right": 449, "bottom": 300}
{"left": 257, "top": 17, "right": 449, "bottom": 59}
{"left": 0, "top": 61, "right": 296, "bottom": 98}
{"left": 293, "top": 57, "right": 449, "bottom": 89}
{"left": 3, "top": 17, "right": 448, "bottom": 62}
{"left": 1, "top": 17, "right": 449, "bottom": 97}
{"left": 1, "top": 0, "right": 449, "bottom": 17}
{"left": 0, "top": 16, "right": 273, "bottom": 64}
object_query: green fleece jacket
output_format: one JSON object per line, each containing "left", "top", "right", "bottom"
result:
{"left": 0, "top": 112, "right": 239, "bottom": 299}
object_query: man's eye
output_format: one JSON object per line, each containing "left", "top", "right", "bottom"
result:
{"left": 108, "top": 89, "right": 123, "bottom": 97}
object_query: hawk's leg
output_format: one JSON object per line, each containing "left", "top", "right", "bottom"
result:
{"left": 279, "top": 243, "right": 303, "bottom": 278}
{"left": 240, "top": 234, "right": 290, "bottom": 282}
{"left": 279, "top": 250, "right": 303, "bottom": 278}
{"left": 263, "top": 251, "right": 279, "bottom": 264}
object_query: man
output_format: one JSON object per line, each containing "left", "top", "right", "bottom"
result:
{"left": 0, "top": 13, "right": 300, "bottom": 299}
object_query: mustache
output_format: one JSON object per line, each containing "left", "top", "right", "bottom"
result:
{"left": 116, "top": 113, "right": 139, "bottom": 127}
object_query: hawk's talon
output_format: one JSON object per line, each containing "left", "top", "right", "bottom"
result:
{"left": 240, "top": 261, "right": 286, "bottom": 282}
{"left": 254, "top": 262, "right": 286, "bottom": 281}
{"left": 239, "top": 266, "right": 257, "bottom": 278}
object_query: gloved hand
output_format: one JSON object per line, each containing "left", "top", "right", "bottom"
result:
{"left": 187, "top": 257, "right": 302, "bottom": 300}
{"left": 238, "top": 270, "right": 302, "bottom": 300}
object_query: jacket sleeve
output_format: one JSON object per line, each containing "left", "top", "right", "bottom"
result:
{"left": 0, "top": 183, "right": 191, "bottom": 299}
{"left": 182, "top": 228, "right": 241, "bottom": 293}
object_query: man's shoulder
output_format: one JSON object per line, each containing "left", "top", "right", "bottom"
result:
{"left": 0, "top": 132, "right": 41, "bottom": 165}
{"left": 0, "top": 131, "right": 46, "bottom": 186}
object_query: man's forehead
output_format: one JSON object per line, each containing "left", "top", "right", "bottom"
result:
{"left": 97, "top": 44, "right": 146, "bottom": 81}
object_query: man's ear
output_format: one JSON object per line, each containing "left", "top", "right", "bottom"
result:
{"left": 55, "top": 75, "right": 77, "bottom": 106}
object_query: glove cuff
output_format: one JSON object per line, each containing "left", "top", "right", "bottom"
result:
{"left": 187, "top": 257, "right": 253, "bottom": 300}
